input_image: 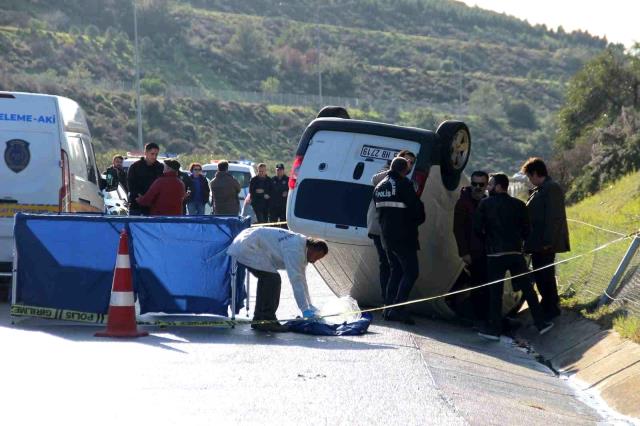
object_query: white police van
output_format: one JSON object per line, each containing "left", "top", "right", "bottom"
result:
{"left": 0, "top": 92, "right": 104, "bottom": 283}
{"left": 286, "top": 117, "right": 521, "bottom": 319}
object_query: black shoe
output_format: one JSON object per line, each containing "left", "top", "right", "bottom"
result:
{"left": 543, "top": 308, "right": 561, "bottom": 322}
{"left": 537, "top": 321, "right": 554, "bottom": 335}
{"left": 477, "top": 326, "right": 500, "bottom": 341}
{"left": 501, "top": 317, "right": 522, "bottom": 333}
{"left": 252, "top": 321, "right": 289, "bottom": 333}
{"left": 386, "top": 310, "right": 415, "bottom": 325}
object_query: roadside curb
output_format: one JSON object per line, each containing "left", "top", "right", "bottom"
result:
{"left": 516, "top": 310, "right": 640, "bottom": 420}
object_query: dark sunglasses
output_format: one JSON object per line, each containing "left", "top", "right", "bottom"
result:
{"left": 192, "top": 169, "right": 202, "bottom": 172}
{"left": 471, "top": 181, "right": 486, "bottom": 187}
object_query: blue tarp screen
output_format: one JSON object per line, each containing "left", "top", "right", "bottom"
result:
{"left": 13, "top": 213, "right": 250, "bottom": 316}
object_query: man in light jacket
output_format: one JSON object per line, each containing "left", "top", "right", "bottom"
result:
{"left": 227, "top": 227, "right": 329, "bottom": 332}
{"left": 521, "top": 157, "right": 570, "bottom": 321}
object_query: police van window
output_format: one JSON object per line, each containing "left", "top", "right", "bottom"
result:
{"left": 81, "top": 137, "right": 98, "bottom": 184}
{"left": 66, "top": 136, "right": 88, "bottom": 179}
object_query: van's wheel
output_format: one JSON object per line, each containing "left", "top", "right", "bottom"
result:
{"left": 437, "top": 121, "right": 471, "bottom": 191}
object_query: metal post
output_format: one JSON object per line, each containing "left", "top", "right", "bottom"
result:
{"left": 231, "top": 260, "right": 237, "bottom": 325}
{"left": 458, "top": 49, "right": 463, "bottom": 114}
{"left": 133, "top": 0, "right": 144, "bottom": 151}
{"left": 245, "top": 269, "right": 251, "bottom": 318}
{"left": 316, "top": 6, "right": 323, "bottom": 108}
{"left": 10, "top": 238, "right": 18, "bottom": 324}
{"left": 598, "top": 235, "right": 640, "bottom": 307}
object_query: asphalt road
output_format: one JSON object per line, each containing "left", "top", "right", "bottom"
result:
{"left": 0, "top": 267, "right": 611, "bottom": 425}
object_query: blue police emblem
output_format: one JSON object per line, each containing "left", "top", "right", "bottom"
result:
{"left": 4, "top": 139, "right": 31, "bottom": 173}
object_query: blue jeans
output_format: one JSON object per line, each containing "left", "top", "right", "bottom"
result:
{"left": 186, "top": 201, "right": 205, "bottom": 215}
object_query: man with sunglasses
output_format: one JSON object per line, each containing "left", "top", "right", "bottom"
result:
{"left": 453, "top": 171, "right": 490, "bottom": 325}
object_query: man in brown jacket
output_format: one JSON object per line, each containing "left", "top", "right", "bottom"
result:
{"left": 521, "top": 157, "right": 570, "bottom": 321}
{"left": 210, "top": 160, "right": 241, "bottom": 215}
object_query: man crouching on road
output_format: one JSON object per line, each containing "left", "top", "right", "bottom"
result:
{"left": 227, "top": 227, "right": 329, "bottom": 332}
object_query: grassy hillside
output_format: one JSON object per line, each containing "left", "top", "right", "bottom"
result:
{"left": 557, "top": 171, "right": 640, "bottom": 342}
{"left": 0, "top": 0, "right": 609, "bottom": 171}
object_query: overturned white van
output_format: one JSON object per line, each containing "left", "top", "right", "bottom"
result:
{"left": 286, "top": 118, "right": 521, "bottom": 319}
{"left": 0, "top": 92, "right": 104, "bottom": 282}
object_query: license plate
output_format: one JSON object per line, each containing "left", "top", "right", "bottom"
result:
{"left": 360, "top": 145, "right": 399, "bottom": 161}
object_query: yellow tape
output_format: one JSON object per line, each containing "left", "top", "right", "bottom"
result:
{"left": 250, "top": 221, "right": 288, "bottom": 228}
{"left": 0, "top": 204, "right": 58, "bottom": 217}
{"left": 10, "top": 304, "right": 106, "bottom": 323}
{"left": 11, "top": 230, "right": 638, "bottom": 328}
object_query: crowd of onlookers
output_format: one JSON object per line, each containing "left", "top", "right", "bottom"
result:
{"left": 103, "top": 142, "right": 289, "bottom": 222}
{"left": 369, "top": 152, "right": 569, "bottom": 339}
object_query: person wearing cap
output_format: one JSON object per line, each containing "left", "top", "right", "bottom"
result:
{"left": 269, "top": 163, "right": 289, "bottom": 226}
{"left": 136, "top": 159, "right": 186, "bottom": 216}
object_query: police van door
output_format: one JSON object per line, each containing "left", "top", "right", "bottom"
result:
{"left": 291, "top": 130, "right": 420, "bottom": 245}
{"left": 65, "top": 135, "right": 103, "bottom": 212}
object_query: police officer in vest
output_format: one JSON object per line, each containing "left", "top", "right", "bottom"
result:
{"left": 374, "top": 157, "right": 426, "bottom": 324}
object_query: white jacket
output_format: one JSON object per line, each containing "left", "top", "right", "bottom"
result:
{"left": 227, "top": 227, "right": 314, "bottom": 313}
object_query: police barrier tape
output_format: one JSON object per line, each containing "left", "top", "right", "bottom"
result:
{"left": 250, "top": 221, "right": 288, "bottom": 228}
{"left": 10, "top": 230, "right": 639, "bottom": 328}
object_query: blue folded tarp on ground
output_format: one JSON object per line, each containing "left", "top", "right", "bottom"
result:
{"left": 285, "top": 313, "right": 372, "bottom": 336}
{"left": 13, "top": 213, "right": 250, "bottom": 316}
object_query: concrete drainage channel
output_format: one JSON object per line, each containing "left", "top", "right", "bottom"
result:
{"left": 516, "top": 337, "right": 640, "bottom": 425}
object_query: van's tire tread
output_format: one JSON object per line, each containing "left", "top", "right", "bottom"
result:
{"left": 436, "top": 121, "right": 471, "bottom": 191}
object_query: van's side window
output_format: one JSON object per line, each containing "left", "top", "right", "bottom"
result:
{"left": 81, "top": 137, "right": 98, "bottom": 184}
{"left": 67, "top": 136, "right": 88, "bottom": 180}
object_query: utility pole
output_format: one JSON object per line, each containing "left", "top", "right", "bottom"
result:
{"left": 458, "top": 49, "right": 463, "bottom": 115}
{"left": 133, "top": 0, "right": 144, "bottom": 151}
{"left": 316, "top": 5, "right": 323, "bottom": 108}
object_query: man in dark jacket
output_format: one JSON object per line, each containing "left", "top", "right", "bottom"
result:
{"left": 474, "top": 173, "right": 553, "bottom": 340}
{"left": 366, "top": 150, "right": 416, "bottom": 301}
{"left": 136, "top": 160, "right": 186, "bottom": 216}
{"left": 453, "top": 170, "right": 489, "bottom": 323}
{"left": 105, "top": 155, "right": 127, "bottom": 192}
{"left": 210, "top": 160, "right": 241, "bottom": 215}
{"left": 374, "top": 157, "right": 425, "bottom": 324}
{"left": 184, "top": 162, "right": 210, "bottom": 215}
{"left": 127, "top": 143, "right": 164, "bottom": 215}
{"left": 249, "top": 163, "right": 273, "bottom": 223}
{"left": 269, "top": 163, "right": 289, "bottom": 225}
{"left": 521, "top": 157, "right": 570, "bottom": 320}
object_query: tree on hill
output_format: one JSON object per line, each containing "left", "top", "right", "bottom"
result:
{"left": 552, "top": 47, "right": 640, "bottom": 202}
{"left": 556, "top": 48, "right": 639, "bottom": 149}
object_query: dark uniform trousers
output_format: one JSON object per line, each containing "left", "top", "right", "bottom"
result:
{"left": 531, "top": 252, "right": 560, "bottom": 316}
{"left": 371, "top": 235, "right": 390, "bottom": 301}
{"left": 469, "top": 254, "right": 490, "bottom": 321}
{"left": 385, "top": 242, "right": 419, "bottom": 314}
{"left": 486, "top": 254, "right": 545, "bottom": 333}
{"left": 253, "top": 202, "right": 269, "bottom": 224}
{"left": 246, "top": 266, "right": 281, "bottom": 321}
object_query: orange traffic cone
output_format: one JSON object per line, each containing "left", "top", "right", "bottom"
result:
{"left": 95, "top": 229, "right": 148, "bottom": 338}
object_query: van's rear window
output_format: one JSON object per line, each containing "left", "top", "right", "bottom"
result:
{"left": 295, "top": 179, "right": 372, "bottom": 228}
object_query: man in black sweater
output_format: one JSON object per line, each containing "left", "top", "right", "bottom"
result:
{"left": 127, "top": 143, "right": 164, "bottom": 216}
{"left": 249, "top": 163, "right": 273, "bottom": 224}
{"left": 473, "top": 173, "right": 553, "bottom": 340}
